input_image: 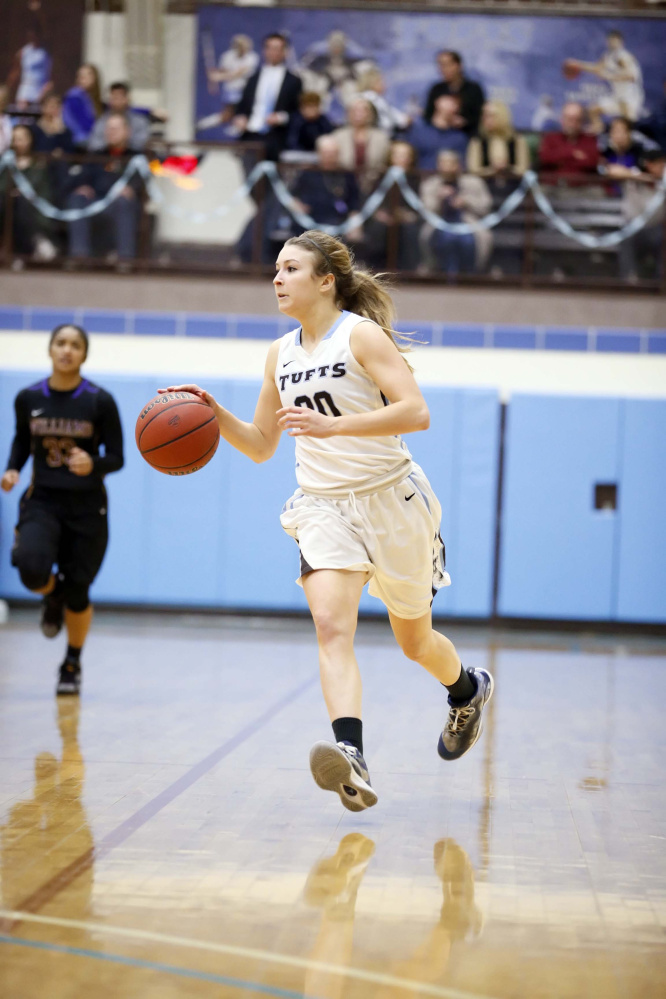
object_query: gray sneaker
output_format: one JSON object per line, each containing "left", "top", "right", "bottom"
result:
{"left": 437, "top": 668, "right": 494, "bottom": 761}
{"left": 309, "top": 741, "right": 378, "bottom": 812}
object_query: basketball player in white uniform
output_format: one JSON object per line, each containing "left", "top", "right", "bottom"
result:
{"left": 567, "top": 30, "right": 645, "bottom": 126}
{"left": 160, "top": 230, "right": 493, "bottom": 811}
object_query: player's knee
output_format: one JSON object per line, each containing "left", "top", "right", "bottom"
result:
{"left": 63, "top": 582, "right": 90, "bottom": 613}
{"left": 398, "top": 631, "right": 432, "bottom": 663}
{"left": 16, "top": 553, "right": 52, "bottom": 592}
{"left": 312, "top": 609, "right": 352, "bottom": 650}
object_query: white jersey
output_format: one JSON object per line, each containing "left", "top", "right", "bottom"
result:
{"left": 275, "top": 310, "right": 412, "bottom": 497}
{"left": 601, "top": 48, "right": 644, "bottom": 120}
{"left": 16, "top": 44, "right": 51, "bottom": 104}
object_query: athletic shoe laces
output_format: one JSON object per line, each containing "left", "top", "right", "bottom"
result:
{"left": 447, "top": 704, "right": 475, "bottom": 734}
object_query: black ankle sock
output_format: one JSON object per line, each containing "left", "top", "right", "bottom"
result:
{"left": 444, "top": 666, "right": 476, "bottom": 703}
{"left": 66, "top": 645, "right": 82, "bottom": 664}
{"left": 332, "top": 717, "right": 363, "bottom": 755}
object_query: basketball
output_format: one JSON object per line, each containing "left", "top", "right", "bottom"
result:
{"left": 561, "top": 58, "right": 581, "bottom": 80}
{"left": 135, "top": 391, "right": 220, "bottom": 475}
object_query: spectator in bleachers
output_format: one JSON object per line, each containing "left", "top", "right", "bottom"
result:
{"left": 31, "top": 93, "right": 75, "bottom": 207}
{"left": 234, "top": 33, "right": 302, "bottom": 162}
{"left": 538, "top": 102, "right": 599, "bottom": 186}
{"left": 404, "top": 95, "right": 468, "bottom": 171}
{"left": 32, "top": 94, "right": 74, "bottom": 156}
{"left": 424, "top": 51, "right": 485, "bottom": 137}
{"left": 0, "top": 86, "right": 14, "bottom": 155}
{"left": 88, "top": 82, "right": 150, "bottom": 153}
{"left": 598, "top": 117, "right": 650, "bottom": 182}
{"left": 420, "top": 149, "right": 492, "bottom": 276}
{"left": 291, "top": 134, "right": 361, "bottom": 234}
{"left": 65, "top": 113, "right": 144, "bottom": 267}
{"left": 287, "top": 92, "right": 333, "bottom": 154}
{"left": 619, "top": 149, "right": 665, "bottom": 282}
{"left": 362, "top": 140, "right": 421, "bottom": 271}
{"left": 63, "top": 64, "right": 103, "bottom": 148}
{"left": 599, "top": 118, "right": 642, "bottom": 201}
{"left": 357, "top": 68, "right": 410, "bottom": 136}
{"left": 333, "top": 98, "right": 390, "bottom": 192}
{"left": 467, "top": 101, "right": 530, "bottom": 190}
{"left": 0, "top": 125, "right": 57, "bottom": 262}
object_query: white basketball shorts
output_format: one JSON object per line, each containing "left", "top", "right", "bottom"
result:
{"left": 280, "top": 463, "right": 451, "bottom": 620}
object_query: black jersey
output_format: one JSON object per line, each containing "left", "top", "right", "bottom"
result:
{"left": 7, "top": 377, "right": 124, "bottom": 491}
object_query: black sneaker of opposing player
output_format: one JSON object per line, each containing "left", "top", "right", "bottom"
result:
{"left": 309, "top": 740, "right": 378, "bottom": 812}
{"left": 437, "top": 668, "right": 494, "bottom": 761}
{"left": 56, "top": 658, "right": 81, "bottom": 696}
{"left": 41, "top": 586, "right": 65, "bottom": 639}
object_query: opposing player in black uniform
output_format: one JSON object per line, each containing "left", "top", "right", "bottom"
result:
{"left": 1, "top": 324, "right": 124, "bottom": 695}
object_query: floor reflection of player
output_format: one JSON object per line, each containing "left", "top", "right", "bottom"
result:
{"left": 302, "top": 834, "right": 482, "bottom": 998}
{"left": 303, "top": 833, "right": 375, "bottom": 999}
{"left": 0, "top": 699, "right": 93, "bottom": 921}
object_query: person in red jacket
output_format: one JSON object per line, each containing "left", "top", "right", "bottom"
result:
{"left": 538, "top": 102, "right": 599, "bottom": 188}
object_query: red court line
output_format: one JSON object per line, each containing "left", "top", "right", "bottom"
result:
{"left": 0, "top": 672, "right": 318, "bottom": 933}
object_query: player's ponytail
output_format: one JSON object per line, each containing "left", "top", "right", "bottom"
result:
{"left": 285, "top": 230, "right": 415, "bottom": 362}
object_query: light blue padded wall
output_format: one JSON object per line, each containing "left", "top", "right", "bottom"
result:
{"left": 0, "top": 373, "right": 499, "bottom": 618}
{"left": 615, "top": 399, "right": 666, "bottom": 622}
{"left": 498, "top": 394, "right": 622, "bottom": 620}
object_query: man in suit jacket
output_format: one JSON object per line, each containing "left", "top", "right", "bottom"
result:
{"left": 424, "top": 50, "right": 485, "bottom": 138}
{"left": 234, "top": 33, "right": 302, "bottom": 161}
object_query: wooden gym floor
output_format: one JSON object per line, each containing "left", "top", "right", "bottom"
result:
{"left": 0, "top": 609, "right": 664, "bottom": 999}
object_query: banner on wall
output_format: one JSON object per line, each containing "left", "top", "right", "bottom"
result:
{"left": 194, "top": 5, "right": 666, "bottom": 139}
{"left": 1, "top": 0, "right": 85, "bottom": 111}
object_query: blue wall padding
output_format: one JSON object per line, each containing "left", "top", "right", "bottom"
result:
{"left": 498, "top": 394, "right": 622, "bottom": 620}
{"left": 615, "top": 399, "right": 666, "bottom": 622}
{"left": 0, "top": 372, "right": 499, "bottom": 618}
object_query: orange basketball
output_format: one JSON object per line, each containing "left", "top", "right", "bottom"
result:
{"left": 135, "top": 392, "right": 219, "bottom": 475}
{"left": 562, "top": 59, "right": 581, "bottom": 81}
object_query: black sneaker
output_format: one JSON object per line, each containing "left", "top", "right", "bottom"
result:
{"left": 41, "top": 587, "right": 64, "bottom": 639}
{"left": 437, "top": 668, "right": 494, "bottom": 761}
{"left": 56, "top": 658, "right": 81, "bottom": 696}
{"left": 309, "top": 741, "right": 378, "bottom": 812}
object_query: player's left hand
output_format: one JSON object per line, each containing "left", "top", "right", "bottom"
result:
{"left": 68, "top": 447, "right": 94, "bottom": 476}
{"left": 277, "top": 406, "right": 336, "bottom": 438}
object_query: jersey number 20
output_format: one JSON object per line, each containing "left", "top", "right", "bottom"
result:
{"left": 293, "top": 391, "right": 341, "bottom": 417}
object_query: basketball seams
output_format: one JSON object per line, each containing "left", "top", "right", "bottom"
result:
{"left": 149, "top": 435, "right": 220, "bottom": 475}
{"left": 136, "top": 397, "right": 208, "bottom": 448}
{"left": 140, "top": 413, "right": 217, "bottom": 455}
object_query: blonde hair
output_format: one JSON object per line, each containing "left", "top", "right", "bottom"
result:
{"left": 480, "top": 100, "right": 514, "bottom": 140}
{"left": 285, "top": 230, "right": 415, "bottom": 362}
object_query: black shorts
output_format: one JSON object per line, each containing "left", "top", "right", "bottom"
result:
{"left": 12, "top": 486, "right": 109, "bottom": 587}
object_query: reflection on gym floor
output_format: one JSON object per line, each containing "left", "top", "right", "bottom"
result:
{"left": 1, "top": 611, "right": 665, "bottom": 998}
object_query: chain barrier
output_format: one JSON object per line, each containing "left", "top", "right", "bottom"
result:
{"left": 1, "top": 150, "right": 664, "bottom": 249}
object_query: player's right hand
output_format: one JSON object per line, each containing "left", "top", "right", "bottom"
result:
{"left": 1, "top": 470, "right": 19, "bottom": 492}
{"left": 158, "top": 385, "right": 218, "bottom": 410}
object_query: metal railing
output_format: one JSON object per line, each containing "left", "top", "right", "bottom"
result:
{"left": 1, "top": 143, "right": 664, "bottom": 292}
